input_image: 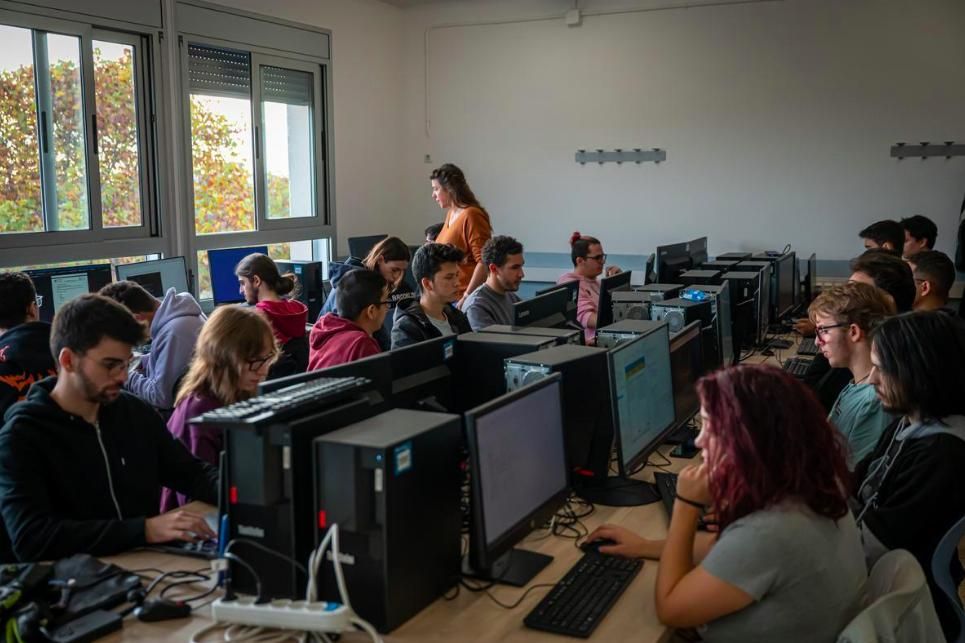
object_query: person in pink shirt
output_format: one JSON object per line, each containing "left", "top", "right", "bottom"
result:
{"left": 557, "top": 232, "right": 622, "bottom": 343}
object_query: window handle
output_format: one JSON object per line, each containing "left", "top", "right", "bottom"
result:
{"left": 91, "top": 114, "right": 99, "bottom": 155}
{"left": 40, "top": 111, "right": 50, "bottom": 154}
{"left": 254, "top": 125, "right": 261, "bottom": 159}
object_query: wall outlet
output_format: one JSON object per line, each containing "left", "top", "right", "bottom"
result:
{"left": 424, "top": 154, "right": 432, "bottom": 163}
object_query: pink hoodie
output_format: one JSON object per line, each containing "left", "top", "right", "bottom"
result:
{"left": 557, "top": 271, "right": 600, "bottom": 341}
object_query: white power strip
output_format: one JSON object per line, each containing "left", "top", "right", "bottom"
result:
{"left": 211, "top": 596, "right": 352, "bottom": 633}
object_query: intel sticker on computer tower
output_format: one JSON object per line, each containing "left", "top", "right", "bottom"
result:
{"left": 394, "top": 441, "right": 413, "bottom": 475}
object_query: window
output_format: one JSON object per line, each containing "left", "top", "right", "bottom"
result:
{"left": 262, "top": 66, "right": 315, "bottom": 220}
{"left": 195, "top": 238, "right": 330, "bottom": 300}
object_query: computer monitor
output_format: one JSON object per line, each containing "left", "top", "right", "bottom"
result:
{"left": 776, "top": 251, "right": 797, "bottom": 319}
{"left": 464, "top": 374, "right": 569, "bottom": 586}
{"left": 689, "top": 236, "right": 709, "bottom": 267}
{"left": 579, "top": 325, "right": 676, "bottom": 507}
{"left": 115, "top": 257, "right": 189, "bottom": 297}
{"left": 347, "top": 234, "right": 387, "bottom": 259}
{"left": 26, "top": 264, "right": 114, "bottom": 322}
{"left": 514, "top": 287, "right": 570, "bottom": 328}
{"left": 669, "top": 320, "right": 703, "bottom": 431}
{"left": 656, "top": 241, "right": 693, "bottom": 283}
{"left": 389, "top": 336, "right": 457, "bottom": 412}
{"left": 596, "top": 270, "right": 632, "bottom": 329}
{"left": 803, "top": 253, "right": 818, "bottom": 303}
{"left": 208, "top": 246, "right": 269, "bottom": 305}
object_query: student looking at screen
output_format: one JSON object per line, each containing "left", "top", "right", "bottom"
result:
{"left": 391, "top": 243, "right": 471, "bottom": 349}
{"left": 309, "top": 270, "right": 390, "bottom": 370}
{"left": 900, "top": 214, "right": 938, "bottom": 258}
{"left": 557, "top": 232, "right": 621, "bottom": 343}
{"left": 462, "top": 235, "right": 525, "bottom": 331}
{"left": 906, "top": 249, "right": 956, "bottom": 313}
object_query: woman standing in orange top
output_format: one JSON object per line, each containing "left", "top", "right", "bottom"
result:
{"left": 431, "top": 164, "right": 493, "bottom": 305}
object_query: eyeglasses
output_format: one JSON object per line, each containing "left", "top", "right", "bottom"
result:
{"left": 246, "top": 352, "right": 277, "bottom": 371}
{"left": 815, "top": 322, "right": 849, "bottom": 337}
{"left": 585, "top": 253, "right": 607, "bottom": 263}
{"left": 88, "top": 357, "right": 132, "bottom": 376}
{"left": 34, "top": 295, "right": 44, "bottom": 308}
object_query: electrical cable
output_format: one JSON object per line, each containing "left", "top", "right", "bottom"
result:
{"left": 225, "top": 539, "right": 308, "bottom": 577}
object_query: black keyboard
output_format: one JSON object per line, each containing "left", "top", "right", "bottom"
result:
{"left": 783, "top": 357, "right": 812, "bottom": 377}
{"left": 653, "top": 472, "right": 709, "bottom": 530}
{"left": 523, "top": 551, "right": 641, "bottom": 638}
{"left": 797, "top": 337, "right": 819, "bottom": 355}
{"left": 196, "top": 376, "right": 370, "bottom": 424}
{"left": 150, "top": 539, "right": 219, "bottom": 560}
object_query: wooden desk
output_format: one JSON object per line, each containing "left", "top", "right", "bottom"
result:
{"left": 103, "top": 455, "right": 688, "bottom": 642}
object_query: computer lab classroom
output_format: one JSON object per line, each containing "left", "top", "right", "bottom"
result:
{"left": 0, "top": 0, "right": 963, "bottom": 641}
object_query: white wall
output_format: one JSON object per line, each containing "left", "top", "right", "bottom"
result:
{"left": 398, "top": 0, "right": 965, "bottom": 260}
{"left": 208, "top": 0, "right": 405, "bottom": 254}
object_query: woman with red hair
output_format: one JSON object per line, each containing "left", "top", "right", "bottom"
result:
{"left": 587, "top": 364, "right": 867, "bottom": 642}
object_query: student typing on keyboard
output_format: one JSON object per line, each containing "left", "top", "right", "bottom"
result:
{"left": 586, "top": 364, "right": 867, "bottom": 643}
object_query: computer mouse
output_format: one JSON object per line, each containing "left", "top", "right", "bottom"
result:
{"left": 134, "top": 599, "right": 192, "bottom": 622}
{"left": 580, "top": 538, "right": 618, "bottom": 553}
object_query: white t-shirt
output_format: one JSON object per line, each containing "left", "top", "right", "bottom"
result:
{"left": 426, "top": 313, "right": 454, "bottom": 337}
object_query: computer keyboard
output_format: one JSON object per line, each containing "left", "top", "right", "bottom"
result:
{"left": 523, "top": 551, "right": 641, "bottom": 638}
{"left": 197, "top": 376, "right": 370, "bottom": 424}
{"left": 797, "top": 337, "right": 819, "bottom": 356}
{"left": 783, "top": 357, "right": 812, "bottom": 377}
{"left": 653, "top": 472, "right": 709, "bottom": 531}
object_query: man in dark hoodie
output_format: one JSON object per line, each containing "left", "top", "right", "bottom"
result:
{"left": 100, "top": 280, "right": 206, "bottom": 413}
{"left": 853, "top": 311, "right": 965, "bottom": 641}
{"left": 0, "top": 272, "right": 57, "bottom": 416}
{"left": 0, "top": 294, "right": 217, "bottom": 562}
{"left": 308, "top": 270, "right": 389, "bottom": 370}
{"left": 391, "top": 243, "right": 472, "bottom": 349}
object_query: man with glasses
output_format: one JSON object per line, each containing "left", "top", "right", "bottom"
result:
{"left": 309, "top": 269, "right": 392, "bottom": 369}
{"left": 0, "top": 294, "right": 218, "bottom": 562}
{"left": 809, "top": 282, "right": 896, "bottom": 467}
{"left": 391, "top": 243, "right": 472, "bottom": 348}
{"left": 0, "top": 272, "right": 57, "bottom": 416}
{"left": 557, "top": 232, "right": 622, "bottom": 343}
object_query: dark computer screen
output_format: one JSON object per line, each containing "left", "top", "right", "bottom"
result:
{"left": 777, "top": 251, "right": 796, "bottom": 318}
{"left": 115, "top": 257, "right": 189, "bottom": 297}
{"left": 597, "top": 270, "right": 632, "bottom": 329}
{"left": 610, "top": 328, "right": 676, "bottom": 474}
{"left": 347, "top": 235, "right": 387, "bottom": 260}
{"left": 805, "top": 253, "right": 817, "bottom": 302}
{"left": 669, "top": 321, "right": 703, "bottom": 429}
{"left": 208, "top": 246, "right": 268, "bottom": 305}
{"left": 389, "top": 335, "right": 457, "bottom": 411}
{"left": 26, "top": 264, "right": 114, "bottom": 322}
{"left": 656, "top": 242, "right": 693, "bottom": 283}
{"left": 514, "top": 287, "right": 570, "bottom": 328}
{"left": 535, "top": 280, "right": 579, "bottom": 303}
{"left": 716, "top": 281, "right": 735, "bottom": 367}
{"left": 466, "top": 375, "right": 568, "bottom": 570}
{"left": 688, "top": 237, "right": 709, "bottom": 267}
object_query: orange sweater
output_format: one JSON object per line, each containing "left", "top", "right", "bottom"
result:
{"left": 435, "top": 206, "right": 492, "bottom": 298}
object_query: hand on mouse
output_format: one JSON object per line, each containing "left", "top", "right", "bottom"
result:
{"left": 145, "top": 509, "right": 217, "bottom": 544}
{"left": 584, "top": 524, "right": 650, "bottom": 559}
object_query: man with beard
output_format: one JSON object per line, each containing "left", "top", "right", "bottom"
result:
{"left": 462, "top": 236, "right": 526, "bottom": 330}
{"left": 853, "top": 311, "right": 965, "bottom": 641}
{"left": 0, "top": 294, "right": 217, "bottom": 562}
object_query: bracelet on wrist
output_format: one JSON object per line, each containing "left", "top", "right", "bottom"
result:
{"left": 675, "top": 494, "right": 706, "bottom": 512}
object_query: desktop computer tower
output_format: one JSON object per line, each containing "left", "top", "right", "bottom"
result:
{"left": 504, "top": 345, "right": 613, "bottom": 481}
{"left": 681, "top": 284, "right": 735, "bottom": 368}
{"left": 452, "top": 333, "right": 556, "bottom": 412}
{"left": 679, "top": 269, "right": 721, "bottom": 286}
{"left": 275, "top": 260, "right": 324, "bottom": 322}
{"left": 610, "top": 291, "right": 653, "bottom": 322}
{"left": 630, "top": 283, "right": 683, "bottom": 301}
{"left": 736, "top": 261, "right": 772, "bottom": 336}
{"left": 478, "top": 324, "right": 582, "bottom": 346}
{"left": 721, "top": 271, "right": 765, "bottom": 351}
{"left": 701, "top": 260, "right": 739, "bottom": 273}
{"left": 650, "top": 298, "right": 713, "bottom": 336}
{"left": 716, "top": 252, "right": 752, "bottom": 261}
{"left": 313, "top": 409, "right": 463, "bottom": 632}
{"left": 596, "top": 319, "right": 667, "bottom": 349}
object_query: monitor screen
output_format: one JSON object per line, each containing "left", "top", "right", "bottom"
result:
{"left": 115, "top": 257, "right": 189, "bottom": 297}
{"left": 208, "top": 246, "right": 268, "bottom": 305}
{"left": 597, "top": 270, "right": 632, "bottom": 329}
{"left": 688, "top": 236, "right": 709, "bottom": 267}
{"left": 347, "top": 235, "right": 387, "bottom": 260}
{"left": 610, "top": 328, "right": 675, "bottom": 473}
{"left": 468, "top": 376, "right": 568, "bottom": 559}
{"left": 777, "top": 252, "right": 796, "bottom": 318}
{"left": 514, "top": 287, "right": 570, "bottom": 328}
{"left": 389, "top": 336, "right": 457, "bottom": 411}
{"left": 807, "top": 253, "right": 817, "bottom": 301}
{"left": 656, "top": 241, "right": 693, "bottom": 283}
{"left": 26, "top": 264, "right": 114, "bottom": 322}
{"left": 669, "top": 321, "right": 703, "bottom": 429}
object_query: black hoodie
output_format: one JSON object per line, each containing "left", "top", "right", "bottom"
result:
{"left": 0, "top": 377, "right": 218, "bottom": 562}
{"left": 390, "top": 302, "right": 472, "bottom": 349}
{"left": 0, "top": 322, "right": 57, "bottom": 417}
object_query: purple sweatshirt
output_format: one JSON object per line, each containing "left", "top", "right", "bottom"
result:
{"left": 557, "top": 271, "right": 600, "bottom": 341}
{"left": 160, "top": 392, "right": 222, "bottom": 513}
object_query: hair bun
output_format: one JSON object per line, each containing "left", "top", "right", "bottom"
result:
{"left": 570, "top": 231, "right": 582, "bottom": 246}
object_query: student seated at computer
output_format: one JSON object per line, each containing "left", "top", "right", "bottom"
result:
{"left": 858, "top": 219, "right": 904, "bottom": 256}
{"left": 0, "top": 295, "right": 217, "bottom": 562}
{"left": 809, "top": 282, "right": 896, "bottom": 466}
{"left": 392, "top": 243, "right": 472, "bottom": 349}
{"left": 905, "top": 249, "right": 956, "bottom": 313}
{"left": 319, "top": 237, "right": 413, "bottom": 350}
{"left": 99, "top": 280, "right": 205, "bottom": 414}
{"left": 462, "top": 235, "right": 525, "bottom": 331}
{"left": 586, "top": 364, "right": 865, "bottom": 642}
{"left": 309, "top": 270, "right": 389, "bottom": 370}
{"left": 235, "top": 253, "right": 308, "bottom": 377}
{"left": 160, "top": 306, "right": 276, "bottom": 512}
{"left": 900, "top": 214, "right": 938, "bottom": 258}
{"left": 0, "top": 272, "right": 57, "bottom": 416}
{"left": 557, "top": 232, "right": 621, "bottom": 343}
{"left": 424, "top": 222, "right": 443, "bottom": 244}
{"left": 853, "top": 312, "right": 965, "bottom": 641}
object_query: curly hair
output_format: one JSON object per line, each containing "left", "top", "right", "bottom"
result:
{"left": 808, "top": 281, "right": 895, "bottom": 332}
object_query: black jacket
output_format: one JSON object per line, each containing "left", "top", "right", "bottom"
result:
{"left": 0, "top": 377, "right": 218, "bottom": 562}
{"left": 391, "top": 303, "right": 471, "bottom": 349}
{"left": 0, "top": 322, "right": 57, "bottom": 417}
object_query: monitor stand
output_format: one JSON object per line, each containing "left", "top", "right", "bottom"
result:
{"left": 462, "top": 548, "right": 553, "bottom": 587}
{"left": 575, "top": 476, "right": 661, "bottom": 507}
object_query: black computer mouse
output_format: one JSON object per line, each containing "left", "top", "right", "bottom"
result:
{"left": 580, "top": 538, "right": 618, "bottom": 553}
{"left": 134, "top": 599, "right": 192, "bottom": 622}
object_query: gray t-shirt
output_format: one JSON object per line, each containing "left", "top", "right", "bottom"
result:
{"left": 426, "top": 313, "right": 454, "bottom": 338}
{"left": 462, "top": 284, "right": 521, "bottom": 331}
{"left": 699, "top": 504, "right": 866, "bottom": 643}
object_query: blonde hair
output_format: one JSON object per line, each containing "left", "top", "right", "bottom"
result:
{"left": 175, "top": 306, "right": 277, "bottom": 406}
{"left": 808, "top": 281, "right": 896, "bottom": 333}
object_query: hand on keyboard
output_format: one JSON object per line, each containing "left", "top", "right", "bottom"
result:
{"left": 583, "top": 525, "right": 652, "bottom": 559}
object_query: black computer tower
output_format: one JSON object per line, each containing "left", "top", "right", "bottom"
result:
{"left": 721, "top": 270, "right": 764, "bottom": 351}
{"left": 596, "top": 319, "right": 667, "bottom": 349}
{"left": 631, "top": 283, "right": 683, "bottom": 301}
{"left": 452, "top": 332, "right": 556, "bottom": 412}
{"left": 610, "top": 291, "right": 653, "bottom": 322}
{"left": 313, "top": 409, "right": 462, "bottom": 632}
{"left": 680, "top": 283, "right": 735, "bottom": 368}
{"left": 679, "top": 269, "right": 722, "bottom": 286}
{"left": 650, "top": 298, "right": 714, "bottom": 336}
{"left": 478, "top": 324, "right": 582, "bottom": 346}
{"left": 701, "top": 260, "right": 739, "bottom": 273}
{"left": 736, "top": 261, "right": 772, "bottom": 335}
{"left": 716, "top": 252, "right": 752, "bottom": 261}
{"left": 276, "top": 260, "right": 324, "bottom": 322}
{"left": 504, "top": 345, "right": 614, "bottom": 482}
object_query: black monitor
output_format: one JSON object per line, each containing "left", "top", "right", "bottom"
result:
{"left": 514, "top": 286, "right": 570, "bottom": 328}
{"left": 389, "top": 336, "right": 457, "bottom": 412}
{"left": 115, "top": 257, "right": 189, "bottom": 297}
{"left": 656, "top": 241, "right": 693, "bottom": 283}
{"left": 26, "top": 264, "right": 114, "bottom": 322}
{"left": 208, "top": 246, "right": 268, "bottom": 305}
{"left": 596, "top": 270, "right": 632, "bottom": 329}
{"left": 689, "top": 236, "right": 709, "bottom": 267}
{"left": 669, "top": 321, "right": 703, "bottom": 430}
{"left": 579, "top": 326, "right": 676, "bottom": 507}
{"left": 535, "top": 280, "right": 579, "bottom": 324}
{"left": 776, "top": 251, "right": 797, "bottom": 319}
{"left": 803, "top": 253, "right": 818, "bottom": 303}
{"left": 347, "top": 234, "right": 387, "bottom": 259}
{"left": 464, "top": 374, "right": 569, "bottom": 586}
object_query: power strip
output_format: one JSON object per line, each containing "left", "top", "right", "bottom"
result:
{"left": 211, "top": 597, "right": 352, "bottom": 633}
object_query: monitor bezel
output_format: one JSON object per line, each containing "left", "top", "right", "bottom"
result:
{"left": 668, "top": 320, "right": 703, "bottom": 434}
{"left": 115, "top": 256, "right": 190, "bottom": 296}
{"left": 597, "top": 269, "right": 633, "bottom": 329}
{"left": 513, "top": 286, "right": 570, "bottom": 328}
